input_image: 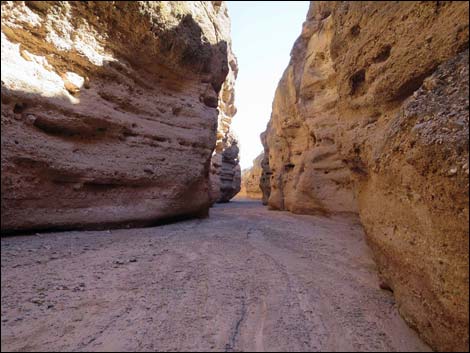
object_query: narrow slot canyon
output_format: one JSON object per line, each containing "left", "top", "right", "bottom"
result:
{"left": 1, "top": 1, "right": 469, "bottom": 352}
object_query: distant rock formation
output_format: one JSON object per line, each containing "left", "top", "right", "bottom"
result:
{"left": 259, "top": 131, "right": 272, "bottom": 205}
{"left": 1, "top": 1, "right": 240, "bottom": 232}
{"left": 239, "top": 153, "right": 263, "bottom": 199}
{"left": 210, "top": 131, "right": 241, "bottom": 203}
{"left": 261, "top": 2, "right": 469, "bottom": 351}
{"left": 209, "top": 48, "right": 241, "bottom": 203}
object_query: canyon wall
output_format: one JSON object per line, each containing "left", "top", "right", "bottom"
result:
{"left": 239, "top": 153, "right": 263, "bottom": 199}
{"left": 262, "top": 7, "right": 358, "bottom": 214}
{"left": 261, "top": 1, "right": 469, "bottom": 351}
{"left": 1, "top": 1, "right": 239, "bottom": 232}
{"left": 209, "top": 27, "right": 241, "bottom": 204}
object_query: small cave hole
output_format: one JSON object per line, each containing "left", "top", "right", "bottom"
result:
{"left": 350, "top": 69, "right": 366, "bottom": 95}
{"left": 373, "top": 45, "right": 392, "bottom": 63}
{"left": 321, "top": 10, "right": 331, "bottom": 19}
{"left": 350, "top": 24, "right": 361, "bottom": 37}
{"left": 13, "top": 103, "right": 27, "bottom": 114}
{"left": 284, "top": 163, "right": 295, "bottom": 171}
{"left": 172, "top": 106, "right": 182, "bottom": 116}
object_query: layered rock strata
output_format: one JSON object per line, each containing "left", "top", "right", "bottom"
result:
{"left": 209, "top": 49, "right": 241, "bottom": 203}
{"left": 210, "top": 131, "right": 241, "bottom": 203}
{"left": 261, "top": 2, "right": 469, "bottom": 351}
{"left": 262, "top": 7, "right": 358, "bottom": 214}
{"left": 1, "top": 1, "right": 239, "bottom": 232}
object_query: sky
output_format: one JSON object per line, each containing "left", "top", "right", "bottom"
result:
{"left": 227, "top": 1, "right": 310, "bottom": 169}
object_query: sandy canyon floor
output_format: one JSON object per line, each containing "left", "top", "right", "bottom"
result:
{"left": 1, "top": 200, "right": 430, "bottom": 352}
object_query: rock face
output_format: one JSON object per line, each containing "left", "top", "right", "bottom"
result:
{"left": 1, "top": 1, "right": 240, "bottom": 232}
{"left": 239, "top": 153, "right": 263, "bottom": 199}
{"left": 262, "top": 7, "right": 358, "bottom": 214}
{"left": 209, "top": 41, "right": 241, "bottom": 204}
{"left": 259, "top": 131, "right": 272, "bottom": 205}
{"left": 209, "top": 130, "right": 241, "bottom": 203}
{"left": 261, "top": 2, "right": 469, "bottom": 351}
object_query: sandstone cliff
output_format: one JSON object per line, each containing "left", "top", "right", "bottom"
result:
{"left": 239, "top": 153, "right": 263, "bottom": 199}
{"left": 1, "top": 1, "right": 240, "bottom": 232}
{"left": 261, "top": 2, "right": 469, "bottom": 351}
{"left": 209, "top": 38, "right": 241, "bottom": 204}
{"left": 259, "top": 131, "right": 272, "bottom": 205}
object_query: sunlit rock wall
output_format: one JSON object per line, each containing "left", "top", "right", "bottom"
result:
{"left": 261, "top": 1, "right": 469, "bottom": 351}
{"left": 239, "top": 153, "right": 263, "bottom": 199}
{"left": 1, "top": 1, "right": 238, "bottom": 232}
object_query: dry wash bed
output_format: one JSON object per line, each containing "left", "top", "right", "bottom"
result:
{"left": 1, "top": 200, "right": 429, "bottom": 352}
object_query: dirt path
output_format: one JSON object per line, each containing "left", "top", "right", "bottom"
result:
{"left": 1, "top": 200, "right": 429, "bottom": 352}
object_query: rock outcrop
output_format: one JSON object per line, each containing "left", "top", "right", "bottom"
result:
{"left": 209, "top": 130, "right": 241, "bottom": 203}
{"left": 239, "top": 153, "right": 263, "bottom": 199}
{"left": 259, "top": 131, "right": 272, "bottom": 205}
{"left": 261, "top": 2, "right": 469, "bottom": 351}
{"left": 209, "top": 35, "right": 240, "bottom": 204}
{"left": 1, "top": 1, "right": 240, "bottom": 232}
{"left": 262, "top": 8, "right": 358, "bottom": 214}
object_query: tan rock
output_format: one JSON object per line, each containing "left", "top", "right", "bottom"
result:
{"left": 261, "top": 1, "right": 469, "bottom": 351}
{"left": 209, "top": 47, "right": 241, "bottom": 204}
{"left": 210, "top": 131, "right": 241, "bottom": 203}
{"left": 239, "top": 153, "right": 263, "bottom": 199}
{"left": 1, "top": 1, "right": 238, "bottom": 232}
{"left": 259, "top": 131, "right": 272, "bottom": 206}
{"left": 262, "top": 3, "right": 358, "bottom": 215}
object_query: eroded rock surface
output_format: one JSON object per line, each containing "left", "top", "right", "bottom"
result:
{"left": 209, "top": 129, "right": 241, "bottom": 203}
{"left": 239, "top": 153, "right": 263, "bottom": 199}
{"left": 261, "top": 1, "right": 469, "bottom": 351}
{"left": 209, "top": 44, "right": 241, "bottom": 203}
{"left": 260, "top": 131, "right": 272, "bottom": 205}
{"left": 262, "top": 7, "right": 358, "bottom": 214}
{"left": 1, "top": 1, "right": 240, "bottom": 232}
